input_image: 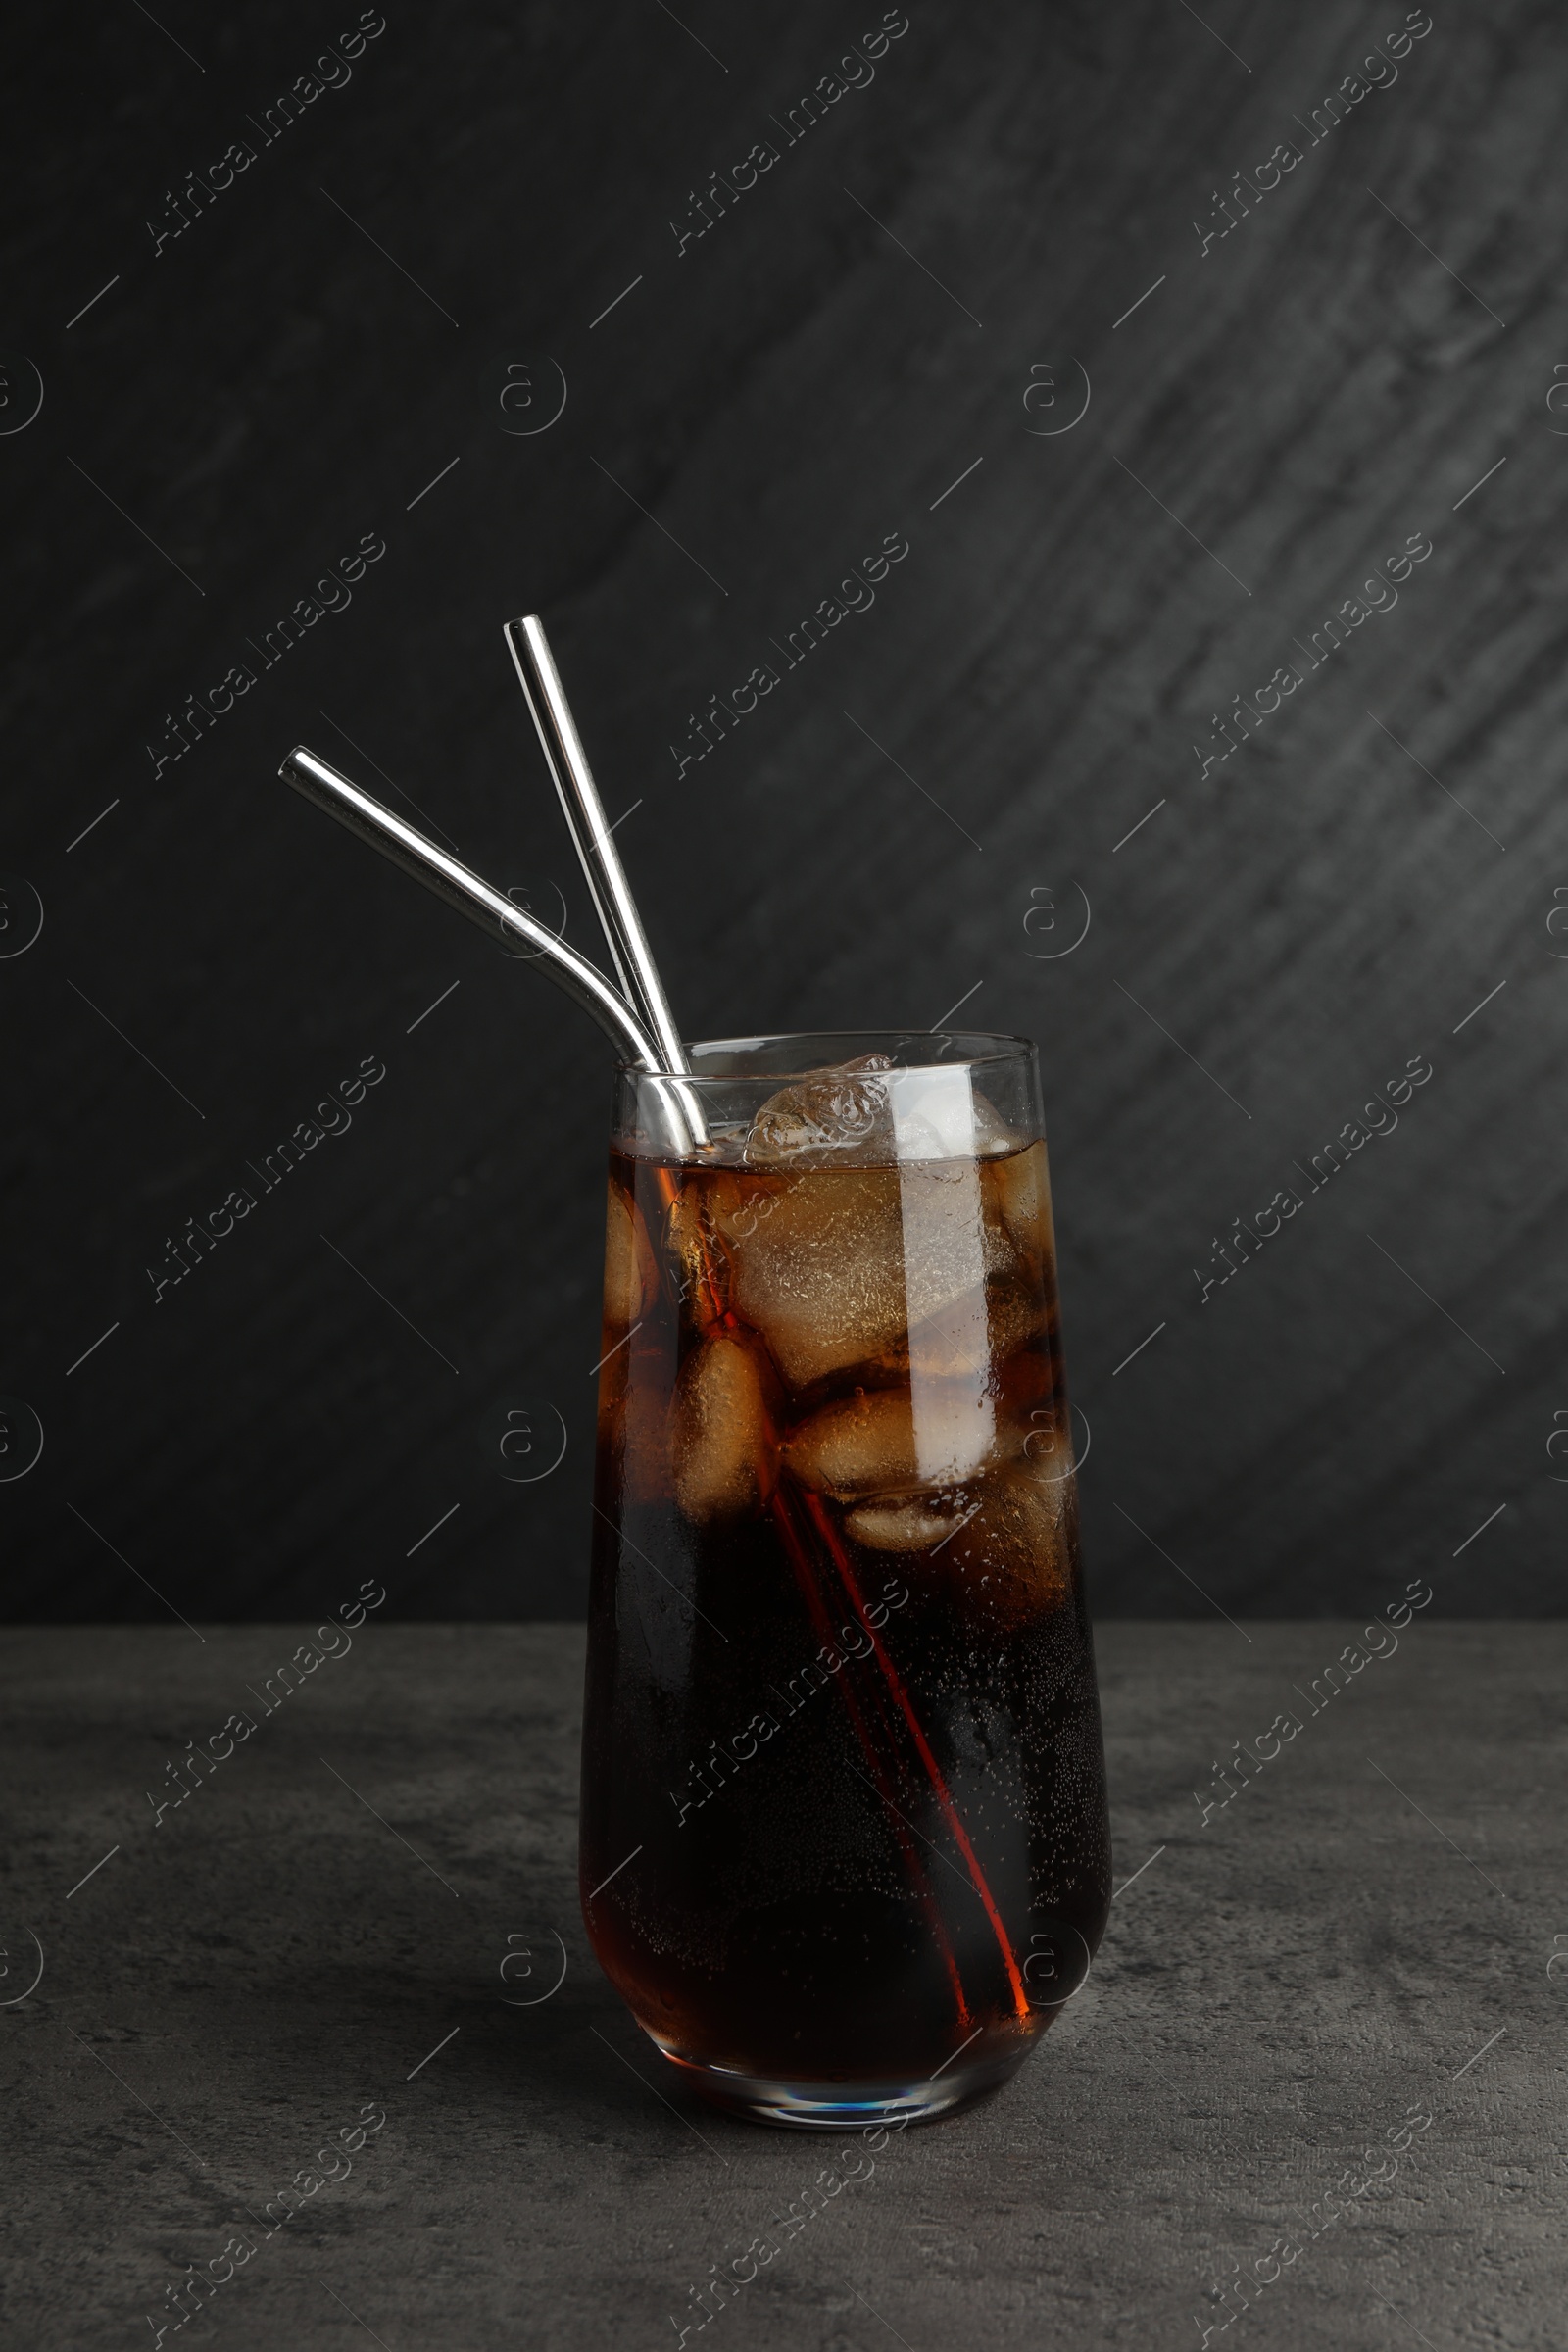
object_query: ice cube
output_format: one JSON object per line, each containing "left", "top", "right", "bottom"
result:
{"left": 847, "top": 1468, "right": 1073, "bottom": 1626}
{"left": 702, "top": 1158, "right": 1048, "bottom": 1394}
{"left": 904, "top": 1278, "right": 1048, "bottom": 1381}
{"left": 893, "top": 1154, "right": 992, "bottom": 1480}
{"left": 746, "top": 1058, "right": 1021, "bottom": 1172}
{"left": 969, "top": 1086, "right": 1023, "bottom": 1158}
{"left": 785, "top": 1381, "right": 1001, "bottom": 1498}
{"left": 843, "top": 1494, "right": 972, "bottom": 1551}
{"left": 663, "top": 1179, "right": 729, "bottom": 1323}
{"left": 710, "top": 1166, "right": 910, "bottom": 1389}
{"left": 702, "top": 1084, "right": 1045, "bottom": 1391}
{"left": 744, "top": 1053, "right": 897, "bottom": 1169}
{"left": 604, "top": 1178, "right": 657, "bottom": 1326}
{"left": 982, "top": 1139, "right": 1053, "bottom": 1265}
{"left": 881, "top": 1068, "right": 1019, "bottom": 1163}
{"left": 670, "top": 1329, "right": 781, "bottom": 1523}
{"left": 899, "top": 1155, "right": 1035, "bottom": 1336}
{"left": 784, "top": 1388, "right": 921, "bottom": 1499}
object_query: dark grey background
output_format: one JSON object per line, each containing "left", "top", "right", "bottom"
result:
{"left": 3, "top": 0, "right": 1562, "bottom": 1623}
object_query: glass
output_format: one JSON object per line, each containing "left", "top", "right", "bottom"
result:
{"left": 579, "top": 1033, "right": 1110, "bottom": 2129}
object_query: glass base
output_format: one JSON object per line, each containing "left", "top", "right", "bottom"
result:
{"left": 655, "top": 2039, "right": 1031, "bottom": 2131}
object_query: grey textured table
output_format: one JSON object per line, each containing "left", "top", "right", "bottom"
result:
{"left": 3, "top": 1623, "right": 1562, "bottom": 2349}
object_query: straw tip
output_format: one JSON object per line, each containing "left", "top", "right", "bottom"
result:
{"left": 279, "top": 745, "right": 332, "bottom": 794}
{"left": 502, "top": 612, "right": 543, "bottom": 639}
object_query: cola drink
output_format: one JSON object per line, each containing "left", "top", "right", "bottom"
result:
{"left": 580, "top": 1037, "right": 1110, "bottom": 2127}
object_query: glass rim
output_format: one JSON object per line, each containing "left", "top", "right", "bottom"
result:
{"left": 616, "top": 1029, "right": 1038, "bottom": 1083}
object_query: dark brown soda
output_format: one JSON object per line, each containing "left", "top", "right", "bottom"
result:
{"left": 580, "top": 1139, "right": 1111, "bottom": 2098}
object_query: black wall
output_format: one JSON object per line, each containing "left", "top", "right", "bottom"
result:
{"left": 4, "top": 0, "right": 1564, "bottom": 1623}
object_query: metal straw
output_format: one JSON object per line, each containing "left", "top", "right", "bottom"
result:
{"left": 279, "top": 744, "right": 666, "bottom": 1080}
{"left": 503, "top": 613, "right": 708, "bottom": 1148}
{"left": 503, "top": 615, "right": 689, "bottom": 1068}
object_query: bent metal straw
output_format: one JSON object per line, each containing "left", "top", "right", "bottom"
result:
{"left": 278, "top": 746, "right": 659, "bottom": 1060}
{"left": 278, "top": 745, "right": 707, "bottom": 1153}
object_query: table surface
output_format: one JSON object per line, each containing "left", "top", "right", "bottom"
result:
{"left": 3, "top": 1622, "right": 1562, "bottom": 2351}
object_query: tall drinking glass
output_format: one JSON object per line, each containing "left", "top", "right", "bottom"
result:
{"left": 580, "top": 1033, "right": 1110, "bottom": 2128}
